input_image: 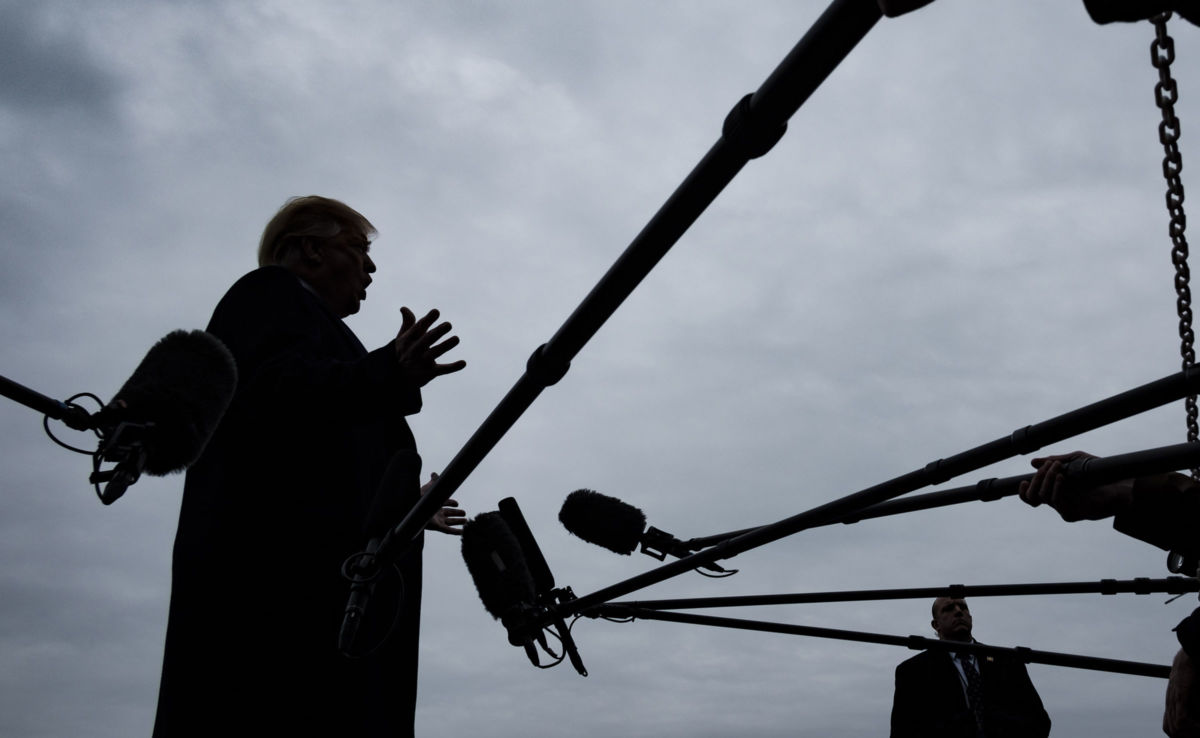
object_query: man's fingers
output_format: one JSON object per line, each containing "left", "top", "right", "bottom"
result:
{"left": 1018, "top": 480, "right": 1039, "bottom": 507}
{"left": 427, "top": 335, "right": 460, "bottom": 358}
{"left": 400, "top": 320, "right": 454, "bottom": 357}
{"left": 413, "top": 309, "right": 440, "bottom": 335}
{"left": 397, "top": 309, "right": 440, "bottom": 342}
{"left": 413, "top": 321, "right": 454, "bottom": 353}
{"left": 433, "top": 360, "right": 467, "bottom": 376}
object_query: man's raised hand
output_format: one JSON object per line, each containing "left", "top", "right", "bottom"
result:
{"left": 393, "top": 307, "right": 466, "bottom": 387}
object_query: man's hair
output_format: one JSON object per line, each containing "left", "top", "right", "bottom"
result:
{"left": 257, "top": 195, "right": 376, "bottom": 267}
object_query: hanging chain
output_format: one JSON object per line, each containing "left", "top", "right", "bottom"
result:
{"left": 1151, "top": 13, "right": 1198, "bottom": 476}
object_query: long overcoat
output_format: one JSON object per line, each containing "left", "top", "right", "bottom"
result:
{"left": 153, "top": 266, "right": 425, "bottom": 737}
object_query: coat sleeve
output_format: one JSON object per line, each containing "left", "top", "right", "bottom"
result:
{"left": 1112, "top": 471, "right": 1200, "bottom": 560}
{"left": 890, "top": 661, "right": 922, "bottom": 738}
{"left": 890, "top": 658, "right": 968, "bottom": 737}
{"left": 208, "top": 267, "right": 421, "bottom": 425}
{"left": 986, "top": 659, "right": 1051, "bottom": 738}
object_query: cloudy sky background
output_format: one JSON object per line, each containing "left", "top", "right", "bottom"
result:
{"left": 2, "top": 1, "right": 1200, "bottom": 736}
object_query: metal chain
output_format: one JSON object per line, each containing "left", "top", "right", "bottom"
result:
{"left": 1151, "top": 13, "right": 1198, "bottom": 477}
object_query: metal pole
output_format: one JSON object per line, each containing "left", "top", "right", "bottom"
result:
{"left": 598, "top": 576, "right": 1200, "bottom": 612}
{"left": 0, "top": 374, "right": 92, "bottom": 429}
{"left": 610, "top": 607, "right": 1173, "bottom": 679}
{"left": 679, "top": 440, "right": 1200, "bottom": 547}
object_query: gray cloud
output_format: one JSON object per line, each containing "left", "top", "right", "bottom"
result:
{"left": 2, "top": 2, "right": 1199, "bottom": 736}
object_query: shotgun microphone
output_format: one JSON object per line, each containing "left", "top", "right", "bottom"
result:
{"left": 558, "top": 489, "right": 732, "bottom": 575}
{"left": 0, "top": 329, "right": 237, "bottom": 504}
{"left": 96, "top": 329, "right": 238, "bottom": 476}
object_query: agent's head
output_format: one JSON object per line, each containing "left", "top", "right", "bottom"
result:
{"left": 258, "top": 196, "right": 378, "bottom": 318}
{"left": 931, "top": 597, "right": 973, "bottom": 642}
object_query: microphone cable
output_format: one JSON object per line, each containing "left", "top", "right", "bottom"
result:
{"left": 337, "top": 554, "right": 408, "bottom": 660}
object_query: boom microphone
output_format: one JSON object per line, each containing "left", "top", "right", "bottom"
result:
{"left": 461, "top": 512, "right": 537, "bottom": 628}
{"left": 1, "top": 329, "right": 236, "bottom": 504}
{"left": 98, "top": 329, "right": 238, "bottom": 476}
{"left": 559, "top": 489, "right": 731, "bottom": 575}
{"left": 461, "top": 501, "right": 587, "bottom": 675}
{"left": 558, "top": 489, "right": 646, "bottom": 555}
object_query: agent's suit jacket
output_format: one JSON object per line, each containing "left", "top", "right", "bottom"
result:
{"left": 890, "top": 646, "right": 1051, "bottom": 738}
{"left": 153, "top": 266, "right": 425, "bottom": 738}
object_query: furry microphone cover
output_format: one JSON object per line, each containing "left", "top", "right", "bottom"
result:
{"left": 558, "top": 488, "right": 647, "bottom": 555}
{"left": 106, "top": 329, "right": 237, "bottom": 475}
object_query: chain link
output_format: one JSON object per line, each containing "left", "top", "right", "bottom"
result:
{"left": 1151, "top": 13, "right": 1198, "bottom": 476}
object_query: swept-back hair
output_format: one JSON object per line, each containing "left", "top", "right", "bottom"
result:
{"left": 257, "top": 195, "right": 376, "bottom": 267}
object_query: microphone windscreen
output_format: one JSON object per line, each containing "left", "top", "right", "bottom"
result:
{"left": 107, "top": 330, "right": 237, "bottom": 475}
{"left": 558, "top": 489, "right": 646, "bottom": 555}
{"left": 461, "top": 512, "right": 536, "bottom": 620}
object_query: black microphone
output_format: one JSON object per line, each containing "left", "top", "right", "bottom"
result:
{"left": 558, "top": 489, "right": 646, "bottom": 555}
{"left": 97, "top": 330, "right": 238, "bottom": 475}
{"left": 461, "top": 500, "right": 587, "bottom": 675}
{"left": 461, "top": 511, "right": 537, "bottom": 631}
{"left": 559, "top": 489, "right": 731, "bottom": 575}
{"left": 1, "top": 329, "right": 237, "bottom": 504}
{"left": 85, "top": 330, "right": 237, "bottom": 504}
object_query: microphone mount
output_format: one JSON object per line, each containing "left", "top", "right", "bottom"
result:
{"left": 641, "top": 526, "right": 736, "bottom": 577}
{"left": 503, "top": 586, "right": 587, "bottom": 677}
{"left": 1, "top": 372, "right": 151, "bottom": 505}
{"left": 88, "top": 420, "right": 153, "bottom": 505}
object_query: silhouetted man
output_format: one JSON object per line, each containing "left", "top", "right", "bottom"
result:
{"left": 891, "top": 597, "right": 1051, "bottom": 738}
{"left": 153, "top": 196, "right": 466, "bottom": 738}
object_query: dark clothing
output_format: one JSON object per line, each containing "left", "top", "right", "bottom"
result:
{"left": 891, "top": 647, "right": 1051, "bottom": 738}
{"left": 153, "top": 266, "right": 425, "bottom": 737}
{"left": 1111, "top": 471, "right": 1200, "bottom": 665}
{"left": 1082, "top": 0, "right": 1200, "bottom": 25}
{"left": 1113, "top": 472, "right": 1200, "bottom": 562}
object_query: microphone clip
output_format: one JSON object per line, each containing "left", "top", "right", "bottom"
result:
{"left": 642, "top": 526, "right": 734, "bottom": 577}
{"left": 503, "top": 587, "right": 588, "bottom": 677}
{"left": 88, "top": 421, "right": 153, "bottom": 505}
{"left": 641, "top": 526, "right": 686, "bottom": 561}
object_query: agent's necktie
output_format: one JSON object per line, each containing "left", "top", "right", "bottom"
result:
{"left": 959, "top": 653, "right": 985, "bottom": 735}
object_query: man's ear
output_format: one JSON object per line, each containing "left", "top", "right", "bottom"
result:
{"left": 299, "top": 237, "right": 322, "bottom": 265}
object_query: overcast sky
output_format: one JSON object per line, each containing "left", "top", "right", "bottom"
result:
{"left": 3, "top": 1, "right": 1200, "bottom": 736}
